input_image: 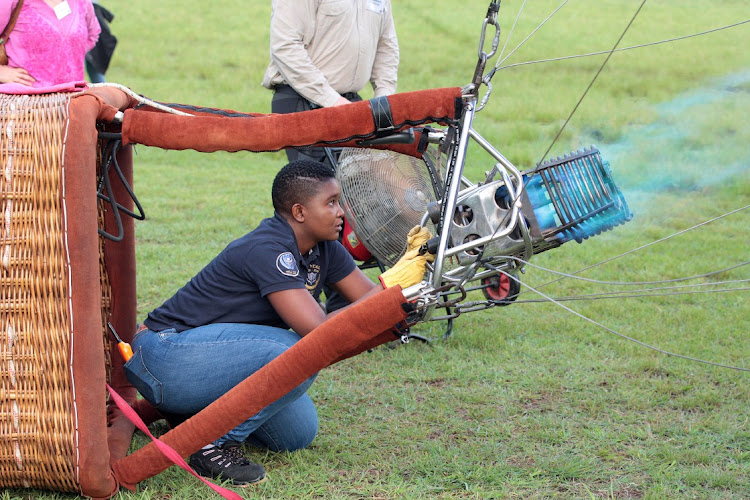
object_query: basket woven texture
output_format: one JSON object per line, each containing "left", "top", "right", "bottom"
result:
{"left": 0, "top": 93, "right": 84, "bottom": 492}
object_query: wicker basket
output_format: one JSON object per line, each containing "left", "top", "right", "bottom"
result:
{"left": 0, "top": 92, "right": 135, "bottom": 497}
{"left": 0, "top": 93, "right": 80, "bottom": 491}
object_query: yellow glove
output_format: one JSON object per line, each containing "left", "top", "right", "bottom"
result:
{"left": 379, "top": 225, "right": 435, "bottom": 289}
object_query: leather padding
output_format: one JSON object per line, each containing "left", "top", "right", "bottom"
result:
{"left": 112, "top": 286, "right": 408, "bottom": 489}
{"left": 65, "top": 89, "right": 139, "bottom": 499}
{"left": 65, "top": 94, "right": 117, "bottom": 499}
{"left": 120, "top": 87, "right": 462, "bottom": 157}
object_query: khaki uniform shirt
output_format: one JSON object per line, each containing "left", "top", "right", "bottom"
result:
{"left": 262, "top": 0, "right": 399, "bottom": 108}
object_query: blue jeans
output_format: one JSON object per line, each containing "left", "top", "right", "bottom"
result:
{"left": 125, "top": 323, "right": 318, "bottom": 451}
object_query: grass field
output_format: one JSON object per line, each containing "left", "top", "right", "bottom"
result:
{"left": 5, "top": 0, "right": 750, "bottom": 499}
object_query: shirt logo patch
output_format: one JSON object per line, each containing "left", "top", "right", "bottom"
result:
{"left": 306, "top": 263, "right": 321, "bottom": 291}
{"left": 276, "top": 252, "right": 299, "bottom": 277}
{"left": 366, "top": 0, "right": 384, "bottom": 14}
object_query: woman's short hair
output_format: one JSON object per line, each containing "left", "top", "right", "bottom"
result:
{"left": 272, "top": 160, "right": 337, "bottom": 214}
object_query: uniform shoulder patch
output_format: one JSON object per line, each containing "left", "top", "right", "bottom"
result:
{"left": 276, "top": 251, "right": 299, "bottom": 277}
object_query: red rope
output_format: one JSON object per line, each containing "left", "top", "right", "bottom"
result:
{"left": 106, "top": 384, "right": 242, "bottom": 500}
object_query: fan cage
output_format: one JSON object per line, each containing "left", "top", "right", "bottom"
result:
{"left": 337, "top": 148, "right": 440, "bottom": 267}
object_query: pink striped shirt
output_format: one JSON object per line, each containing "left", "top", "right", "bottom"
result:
{"left": 0, "top": 0, "right": 100, "bottom": 94}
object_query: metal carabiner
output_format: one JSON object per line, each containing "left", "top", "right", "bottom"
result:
{"left": 477, "top": 2, "right": 502, "bottom": 61}
{"left": 474, "top": 2, "right": 502, "bottom": 105}
{"left": 476, "top": 77, "right": 494, "bottom": 112}
{"left": 437, "top": 284, "right": 468, "bottom": 309}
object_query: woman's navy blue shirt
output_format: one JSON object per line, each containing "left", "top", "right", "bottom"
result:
{"left": 144, "top": 212, "right": 356, "bottom": 332}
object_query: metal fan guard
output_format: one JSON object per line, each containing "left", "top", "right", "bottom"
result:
{"left": 337, "top": 148, "right": 440, "bottom": 267}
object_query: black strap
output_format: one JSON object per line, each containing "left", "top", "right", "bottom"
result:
{"left": 0, "top": 0, "right": 24, "bottom": 45}
{"left": 417, "top": 126, "right": 433, "bottom": 154}
{"left": 369, "top": 95, "right": 395, "bottom": 136}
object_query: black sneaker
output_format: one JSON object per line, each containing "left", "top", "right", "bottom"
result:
{"left": 189, "top": 441, "right": 266, "bottom": 486}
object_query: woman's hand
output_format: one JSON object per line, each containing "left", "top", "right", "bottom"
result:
{"left": 0, "top": 65, "right": 35, "bottom": 86}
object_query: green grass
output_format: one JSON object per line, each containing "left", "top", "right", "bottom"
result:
{"left": 5, "top": 0, "right": 750, "bottom": 498}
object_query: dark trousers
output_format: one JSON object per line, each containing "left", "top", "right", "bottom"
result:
{"left": 271, "top": 85, "right": 362, "bottom": 164}
{"left": 271, "top": 85, "right": 363, "bottom": 312}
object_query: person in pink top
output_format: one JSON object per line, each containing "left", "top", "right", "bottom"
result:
{"left": 0, "top": 0, "right": 100, "bottom": 92}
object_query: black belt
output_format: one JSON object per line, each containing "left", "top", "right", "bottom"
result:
{"left": 273, "top": 84, "right": 360, "bottom": 104}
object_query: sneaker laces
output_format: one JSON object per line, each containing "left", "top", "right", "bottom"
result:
{"left": 221, "top": 443, "right": 251, "bottom": 465}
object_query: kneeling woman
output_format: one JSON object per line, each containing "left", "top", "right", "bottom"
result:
{"left": 126, "top": 160, "right": 431, "bottom": 485}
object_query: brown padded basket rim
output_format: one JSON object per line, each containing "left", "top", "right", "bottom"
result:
{"left": 120, "top": 87, "right": 462, "bottom": 155}
{"left": 66, "top": 88, "right": 140, "bottom": 499}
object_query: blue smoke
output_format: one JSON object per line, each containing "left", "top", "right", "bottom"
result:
{"left": 591, "top": 70, "right": 750, "bottom": 197}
